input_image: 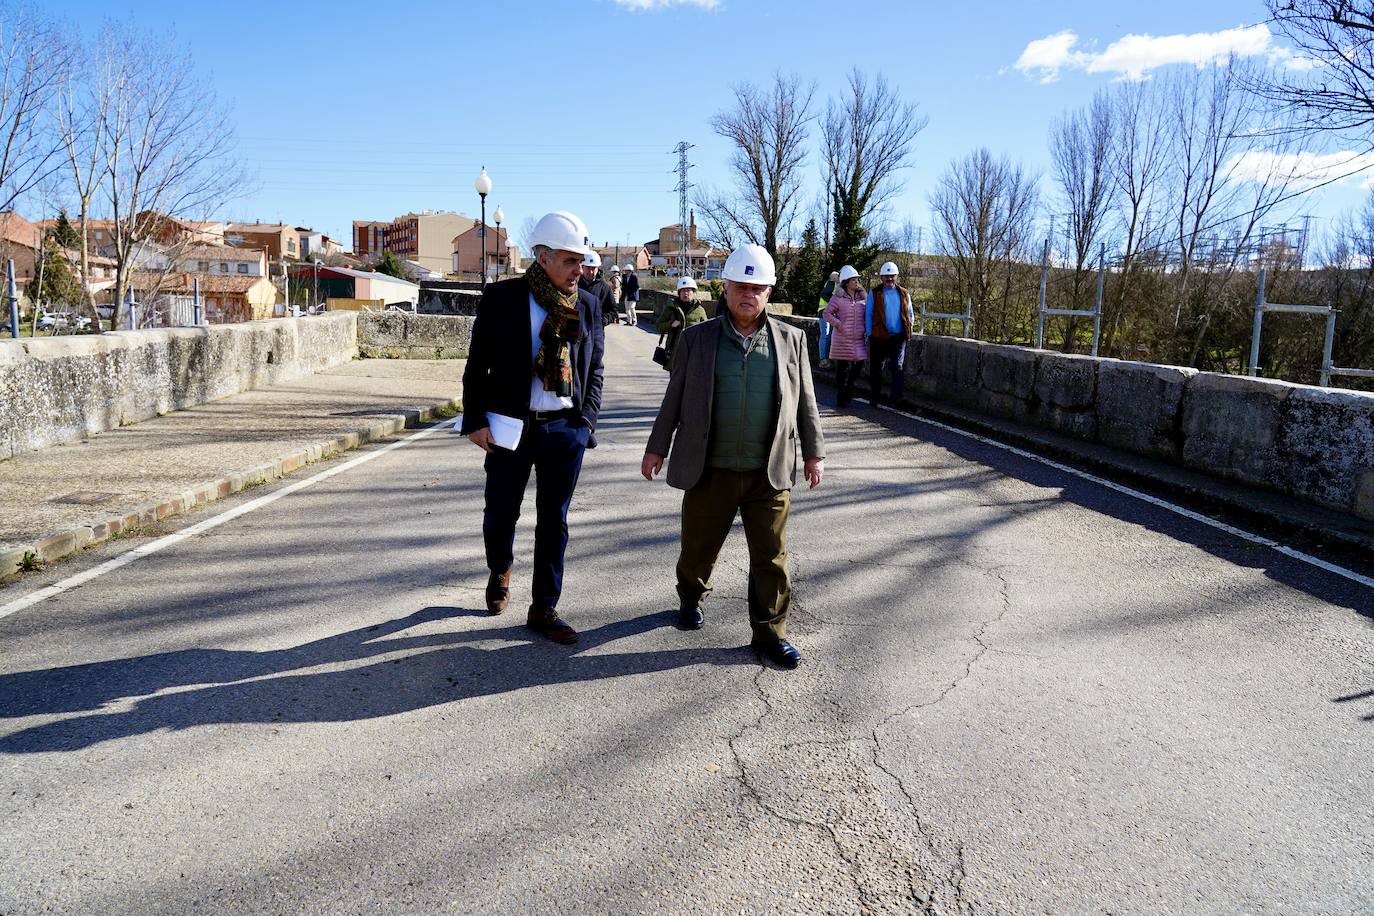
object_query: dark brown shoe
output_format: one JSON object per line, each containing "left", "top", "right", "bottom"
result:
{"left": 485, "top": 569, "right": 511, "bottom": 615}
{"left": 526, "top": 607, "right": 579, "bottom": 644}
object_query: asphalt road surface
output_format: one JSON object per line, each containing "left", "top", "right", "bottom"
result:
{"left": 2, "top": 325, "right": 1370, "bottom": 914}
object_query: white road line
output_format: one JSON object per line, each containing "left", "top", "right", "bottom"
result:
{"left": 0, "top": 417, "right": 460, "bottom": 622}
{"left": 878, "top": 404, "right": 1374, "bottom": 591}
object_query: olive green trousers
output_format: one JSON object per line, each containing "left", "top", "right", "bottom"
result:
{"left": 675, "top": 467, "right": 791, "bottom": 640}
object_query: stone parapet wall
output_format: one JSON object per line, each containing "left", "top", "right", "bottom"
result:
{"left": 775, "top": 315, "right": 1374, "bottom": 521}
{"left": 357, "top": 312, "right": 473, "bottom": 359}
{"left": 0, "top": 314, "right": 358, "bottom": 460}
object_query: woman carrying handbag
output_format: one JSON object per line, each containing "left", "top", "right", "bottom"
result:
{"left": 654, "top": 275, "right": 708, "bottom": 370}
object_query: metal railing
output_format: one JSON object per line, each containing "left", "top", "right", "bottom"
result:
{"left": 1035, "top": 240, "right": 1104, "bottom": 356}
{"left": 1247, "top": 268, "right": 1372, "bottom": 388}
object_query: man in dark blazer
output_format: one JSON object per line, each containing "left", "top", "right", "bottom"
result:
{"left": 461, "top": 211, "right": 604, "bottom": 644}
{"left": 641, "top": 244, "right": 824, "bottom": 670}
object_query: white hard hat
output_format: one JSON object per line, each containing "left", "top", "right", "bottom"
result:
{"left": 879, "top": 261, "right": 899, "bottom": 277}
{"left": 829, "top": 271, "right": 839, "bottom": 280}
{"left": 838, "top": 265, "right": 859, "bottom": 284}
{"left": 676, "top": 276, "right": 697, "bottom": 291}
{"left": 609, "top": 264, "right": 620, "bottom": 272}
{"left": 622, "top": 263, "right": 634, "bottom": 271}
{"left": 530, "top": 211, "right": 591, "bottom": 256}
{"left": 721, "top": 244, "right": 777, "bottom": 286}
{"left": 582, "top": 250, "right": 601, "bottom": 267}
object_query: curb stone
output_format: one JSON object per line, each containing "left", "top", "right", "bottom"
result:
{"left": 0, "top": 398, "right": 461, "bottom": 583}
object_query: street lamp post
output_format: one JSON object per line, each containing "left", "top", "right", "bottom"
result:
{"left": 493, "top": 206, "right": 504, "bottom": 278}
{"left": 313, "top": 259, "right": 322, "bottom": 312}
{"left": 475, "top": 167, "right": 492, "bottom": 288}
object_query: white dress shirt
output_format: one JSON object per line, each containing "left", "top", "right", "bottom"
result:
{"left": 529, "top": 293, "right": 575, "bottom": 412}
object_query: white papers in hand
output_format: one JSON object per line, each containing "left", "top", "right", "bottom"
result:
{"left": 485, "top": 413, "right": 524, "bottom": 450}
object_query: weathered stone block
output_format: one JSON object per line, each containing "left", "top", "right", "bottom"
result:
{"left": 1276, "top": 385, "right": 1374, "bottom": 514}
{"left": 921, "top": 337, "right": 982, "bottom": 406}
{"left": 1097, "top": 360, "right": 1195, "bottom": 460}
{"left": 1034, "top": 352, "right": 1096, "bottom": 410}
{"left": 979, "top": 344, "right": 1038, "bottom": 398}
{"left": 1180, "top": 373, "right": 1293, "bottom": 488}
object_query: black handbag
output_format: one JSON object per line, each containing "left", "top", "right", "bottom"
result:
{"left": 652, "top": 332, "right": 670, "bottom": 368}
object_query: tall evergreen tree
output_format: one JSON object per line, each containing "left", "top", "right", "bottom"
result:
{"left": 782, "top": 218, "right": 823, "bottom": 312}
{"left": 50, "top": 209, "right": 81, "bottom": 249}
{"left": 374, "top": 250, "right": 407, "bottom": 279}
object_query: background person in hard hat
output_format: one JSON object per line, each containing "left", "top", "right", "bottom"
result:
{"left": 641, "top": 244, "right": 825, "bottom": 671}
{"left": 607, "top": 265, "right": 622, "bottom": 318}
{"left": 817, "top": 270, "right": 839, "bottom": 365}
{"left": 460, "top": 210, "right": 605, "bottom": 646}
{"left": 823, "top": 265, "right": 867, "bottom": 407}
{"left": 655, "top": 276, "right": 708, "bottom": 370}
{"left": 619, "top": 264, "right": 640, "bottom": 325}
{"left": 864, "top": 261, "right": 915, "bottom": 408}
{"left": 579, "top": 250, "right": 616, "bottom": 328}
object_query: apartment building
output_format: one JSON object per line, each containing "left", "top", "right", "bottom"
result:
{"left": 353, "top": 210, "right": 475, "bottom": 275}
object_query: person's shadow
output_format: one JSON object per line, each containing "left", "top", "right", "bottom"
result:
{"left": 0, "top": 607, "right": 756, "bottom": 754}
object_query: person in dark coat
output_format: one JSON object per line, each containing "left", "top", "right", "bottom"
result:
{"left": 579, "top": 251, "right": 616, "bottom": 327}
{"left": 620, "top": 265, "right": 641, "bottom": 325}
{"left": 461, "top": 210, "right": 604, "bottom": 645}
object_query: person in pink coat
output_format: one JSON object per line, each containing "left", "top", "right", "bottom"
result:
{"left": 822, "top": 265, "right": 867, "bottom": 408}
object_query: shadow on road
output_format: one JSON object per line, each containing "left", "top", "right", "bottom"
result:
{"left": 0, "top": 606, "right": 755, "bottom": 754}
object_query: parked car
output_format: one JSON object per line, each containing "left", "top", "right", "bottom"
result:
{"left": 37, "top": 309, "right": 91, "bottom": 332}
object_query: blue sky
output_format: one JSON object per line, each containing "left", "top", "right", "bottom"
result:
{"left": 50, "top": 0, "right": 1368, "bottom": 251}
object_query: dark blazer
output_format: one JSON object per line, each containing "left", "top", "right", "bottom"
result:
{"left": 622, "top": 272, "right": 640, "bottom": 302}
{"left": 460, "top": 275, "right": 605, "bottom": 438}
{"left": 646, "top": 315, "right": 824, "bottom": 491}
{"left": 579, "top": 275, "right": 615, "bottom": 324}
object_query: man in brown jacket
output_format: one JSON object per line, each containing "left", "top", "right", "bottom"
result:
{"left": 641, "top": 245, "right": 825, "bottom": 670}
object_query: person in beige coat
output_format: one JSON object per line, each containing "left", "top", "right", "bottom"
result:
{"left": 641, "top": 245, "right": 824, "bottom": 670}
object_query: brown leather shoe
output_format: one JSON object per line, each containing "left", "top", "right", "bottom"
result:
{"left": 485, "top": 569, "right": 511, "bottom": 615}
{"left": 526, "top": 607, "right": 579, "bottom": 644}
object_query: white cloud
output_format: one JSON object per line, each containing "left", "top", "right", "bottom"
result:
{"left": 1015, "top": 24, "right": 1282, "bottom": 82}
{"left": 611, "top": 0, "right": 718, "bottom": 9}
{"left": 1226, "top": 150, "right": 1374, "bottom": 190}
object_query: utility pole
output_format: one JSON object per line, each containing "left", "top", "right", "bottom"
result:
{"left": 671, "top": 141, "right": 694, "bottom": 278}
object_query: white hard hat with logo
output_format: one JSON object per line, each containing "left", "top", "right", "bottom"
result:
{"left": 676, "top": 276, "right": 698, "bottom": 291}
{"left": 837, "top": 265, "right": 859, "bottom": 284}
{"left": 879, "top": 261, "right": 900, "bottom": 277}
{"left": 721, "top": 244, "right": 777, "bottom": 286}
{"left": 530, "top": 211, "right": 591, "bottom": 256}
{"left": 582, "top": 249, "right": 601, "bottom": 267}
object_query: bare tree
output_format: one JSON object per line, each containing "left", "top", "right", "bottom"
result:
{"left": 0, "top": 4, "right": 67, "bottom": 214}
{"left": 822, "top": 70, "right": 927, "bottom": 273}
{"left": 693, "top": 72, "right": 815, "bottom": 263}
{"left": 1106, "top": 78, "right": 1171, "bottom": 352}
{"left": 53, "top": 29, "right": 119, "bottom": 328}
{"left": 1162, "top": 60, "right": 1303, "bottom": 364}
{"left": 1259, "top": 0, "right": 1374, "bottom": 138}
{"left": 102, "top": 27, "right": 247, "bottom": 330}
{"left": 930, "top": 148, "right": 1040, "bottom": 341}
{"left": 1050, "top": 91, "right": 1117, "bottom": 316}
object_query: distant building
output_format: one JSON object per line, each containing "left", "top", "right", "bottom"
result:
{"left": 297, "top": 229, "right": 344, "bottom": 260}
{"left": 224, "top": 222, "right": 303, "bottom": 261}
{"left": 127, "top": 270, "right": 278, "bottom": 324}
{"left": 451, "top": 223, "right": 514, "bottom": 276}
{"left": 287, "top": 264, "right": 420, "bottom": 307}
{"left": 352, "top": 220, "right": 388, "bottom": 260}
{"left": 353, "top": 210, "right": 475, "bottom": 275}
{"left": 178, "top": 244, "right": 268, "bottom": 277}
{"left": 591, "top": 242, "right": 650, "bottom": 272}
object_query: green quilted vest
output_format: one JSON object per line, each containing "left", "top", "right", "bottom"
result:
{"left": 708, "top": 321, "right": 778, "bottom": 471}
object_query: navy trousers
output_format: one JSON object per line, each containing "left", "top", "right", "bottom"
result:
{"left": 482, "top": 416, "right": 589, "bottom": 611}
{"left": 868, "top": 336, "right": 907, "bottom": 406}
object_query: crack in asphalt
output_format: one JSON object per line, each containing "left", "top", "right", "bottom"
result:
{"left": 723, "top": 665, "right": 872, "bottom": 909}
{"left": 864, "top": 564, "right": 1018, "bottom": 914}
